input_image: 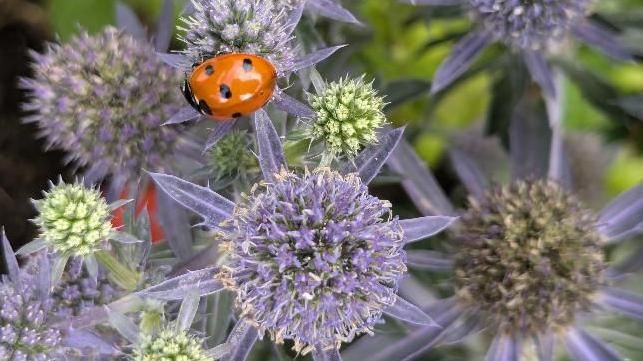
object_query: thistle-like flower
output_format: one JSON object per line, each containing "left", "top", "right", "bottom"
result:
{"left": 0, "top": 230, "right": 117, "bottom": 360}
{"left": 405, "top": 0, "right": 635, "bottom": 97}
{"left": 20, "top": 26, "right": 186, "bottom": 180}
{"left": 136, "top": 110, "right": 455, "bottom": 361}
{"left": 308, "top": 77, "right": 387, "bottom": 157}
{"left": 354, "top": 128, "right": 643, "bottom": 361}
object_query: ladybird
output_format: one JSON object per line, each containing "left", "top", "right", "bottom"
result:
{"left": 182, "top": 53, "right": 278, "bottom": 120}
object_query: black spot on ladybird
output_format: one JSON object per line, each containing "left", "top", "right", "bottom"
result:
{"left": 242, "top": 58, "right": 253, "bottom": 72}
{"left": 232, "top": 112, "right": 243, "bottom": 118}
{"left": 205, "top": 65, "right": 214, "bottom": 76}
{"left": 219, "top": 84, "right": 232, "bottom": 99}
{"left": 198, "top": 100, "right": 212, "bottom": 115}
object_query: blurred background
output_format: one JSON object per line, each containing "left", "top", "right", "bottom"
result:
{"left": 1, "top": 0, "right": 642, "bottom": 248}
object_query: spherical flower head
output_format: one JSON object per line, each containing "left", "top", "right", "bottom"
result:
{"left": 453, "top": 180, "right": 605, "bottom": 335}
{"left": 469, "top": 0, "right": 592, "bottom": 50}
{"left": 52, "top": 258, "right": 120, "bottom": 317}
{"left": 180, "top": 0, "right": 295, "bottom": 72}
{"left": 207, "top": 131, "right": 257, "bottom": 179}
{"left": 0, "top": 275, "right": 66, "bottom": 360}
{"left": 309, "top": 77, "right": 387, "bottom": 156}
{"left": 222, "top": 168, "right": 406, "bottom": 352}
{"left": 21, "top": 27, "right": 185, "bottom": 178}
{"left": 133, "top": 327, "right": 209, "bottom": 361}
{"left": 33, "top": 180, "right": 112, "bottom": 256}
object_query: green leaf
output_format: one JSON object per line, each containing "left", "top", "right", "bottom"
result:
{"left": 47, "top": 0, "right": 117, "bottom": 40}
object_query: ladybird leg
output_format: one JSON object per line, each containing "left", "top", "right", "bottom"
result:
{"left": 181, "top": 79, "right": 203, "bottom": 114}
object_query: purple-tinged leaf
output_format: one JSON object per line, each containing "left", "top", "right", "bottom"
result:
{"left": 448, "top": 148, "right": 488, "bottom": 199}
{"left": 598, "top": 183, "right": 643, "bottom": 242}
{"left": 484, "top": 335, "right": 520, "bottom": 361}
{"left": 406, "top": 250, "right": 453, "bottom": 271}
{"left": 401, "top": 216, "right": 457, "bottom": 244}
{"left": 163, "top": 106, "right": 202, "bottom": 125}
{"left": 148, "top": 172, "right": 234, "bottom": 229}
{"left": 182, "top": 0, "right": 195, "bottom": 14}
{"left": 0, "top": 229, "right": 19, "bottom": 283}
{"left": 509, "top": 99, "right": 552, "bottom": 181}
{"left": 203, "top": 120, "right": 236, "bottom": 154}
{"left": 157, "top": 52, "right": 191, "bottom": 69}
{"left": 548, "top": 127, "right": 573, "bottom": 189}
{"left": 387, "top": 140, "right": 456, "bottom": 216}
{"left": 37, "top": 254, "right": 50, "bottom": 301}
{"left": 206, "top": 344, "right": 231, "bottom": 359}
{"left": 306, "top": 0, "right": 361, "bottom": 25}
{"left": 64, "top": 329, "right": 118, "bottom": 355}
{"left": 177, "top": 291, "right": 200, "bottom": 332}
{"left": 565, "top": 327, "right": 624, "bottom": 361}
{"left": 271, "top": 92, "right": 315, "bottom": 118}
{"left": 107, "top": 308, "right": 140, "bottom": 344}
{"left": 285, "top": 0, "right": 306, "bottom": 35}
{"left": 312, "top": 347, "right": 343, "bottom": 361}
{"left": 384, "top": 295, "right": 438, "bottom": 326}
{"left": 138, "top": 266, "right": 224, "bottom": 300}
{"left": 116, "top": 2, "right": 146, "bottom": 40}
{"left": 344, "top": 127, "right": 405, "bottom": 184}
{"left": 169, "top": 243, "right": 220, "bottom": 277}
{"left": 286, "top": 45, "right": 347, "bottom": 73}
{"left": 599, "top": 287, "right": 643, "bottom": 322}
{"left": 254, "top": 109, "right": 287, "bottom": 182}
{"left": 156, "top": 190, "right": 194, "bottom": 261}
{"left": 222, "top": 321, "right": 259, "bottom": 361}
{"left": 437, "top": 314, "right": 483, "bottom": 345}
{"left": 523, "top": 50, "right": 556, "bottom": 99}
{"left": 362, "top": 298, "right": 461, "bottom": 361}
{"left": 572, "top": 21, "right": 634, "bottom": 61}
{"left": 62, "top": 294, "right": 143, "bottom": 330}
{"left": 536, "top": 333, "right": 555, "bottom": 361}
{"left": 400, "top": 0, "right": 466, "bottom": 4}
{"left": 431, "top": 30, "right": 491, "bottom": 94}
{"left": 155, "top": 0, "right": 174, "bottom": 52}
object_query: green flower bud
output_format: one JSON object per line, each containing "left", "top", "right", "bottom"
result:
{"left": 134, "top": 328, "right": 209, "bottom": 361}
{"left": 207, "top": 131, "right": 257, "bottom": 180}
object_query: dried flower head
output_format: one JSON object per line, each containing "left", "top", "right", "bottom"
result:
{"left": 33, "top": 180, "right": 113, "bottom": 257}
{"left": 454, "top": 180, "right": 605, "bottom": 335}
{"left": 180, "top": 0, "right": 296, "bottom": 72}
{"left": 0, "top": 275, "right": 66, "bottom": 360}
{"left": 309, "top": 77, "right": 387, "bottom": 156}
{"left": 469, "top": 0, "right": 591, "bottom": 50}
{"left": 133, "top": 327, "right": 209, "bottom": 361}
{"left": 222, "top": 168, "right": 406, "bottom": 351}
{"left": 21, "top": 27, "right": 185, "bottom": 178}
{"left": 207, "top": 131, "right": 257, "bottom": 180}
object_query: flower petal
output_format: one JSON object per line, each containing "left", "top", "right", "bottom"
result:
{"left": 598, "top": 183, "right": 643, "bottom": 242}
{"left": 565, "top": 327, "right": 624, "bottom": 361}
{"left": 138, "top": 266, "right": 224, "bottom": 300}
{"left": 203, "top": 120, "right": 236, "bottom": 154}
{"left": 271, "top": 92, "right": 316, "bottom": 118}
{"left": 155, "top": 0, "right": 174, "bottom": 51}
{"left": 157, "top": 52, "right": 191, "bottom": 69}
{"left": 16, "top": 238, "right": 47, "bottom": 256}
{"left": 387, "top": 139, "right": 455, "bottom": 216}
{"left": 536, "top": 333, "right": 555, "bottom": 361}
{"left": 286, "top": 45, "right": 347, "bottom": 73}
{"left": 523, "top": 50, "right": 556, "bottom": 99}
{"left": 448, "top": 148, "right": 488, "bottom": 199}
{"left": 163, "top": 106, "right": 202, "bottom": 125}
{"left": 343, "top": 127, "right": 405, "bottom": 185}
{"left": 406, "top": 250, "right": 453, "bottom": 271}
{"left": 285, "top": 0, "right": 306, "bottom": 35}
{"left": 254, "top": 109, "right": 287, "bottom": 182}
{"left": 155, "top": 191, "right": 194, "bottom": 260}
{"left": 484, "top": 335, "right": 521, "bottom": 361}
{"left": 431, "top": 30, "right": 492, "bottom": 94}
{"left": 116, "top": 2, "right": 146, "bottom": 40}
{"left": 176, "top": 291, "right": 201, "bottom": 332}
{"left": 64, "top": 329, "right": 118, "bottom": 355}
{"left": 384, "top": 295, "right": 439, "bottom": 326}
{"left": 306, "top": 0, "right": 361, "bottom": 24}
{"left": 147, "top": 171, "right": 235, "bottom": 229}
{"left": 222, "top": 321, "right": 259, "bottom": 361}
{"left": 400, "top": 216, "right": 457, "bottom": 245}
{"left": 0, "top": 229, "right": 20, "bottom": 283}
{"left": 312, "top": 347, "right": 343, "bottom": 361}
{"left": 599, "top": 287, "right": 643, "bottom": 322}
{"left": 107, "top": 308, "right": 140, "bottom": 344}
{"left": 572, "top": 21, "right": 634, "bottom": 61}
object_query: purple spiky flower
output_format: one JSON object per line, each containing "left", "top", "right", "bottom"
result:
{"left": 134, "top": 110, "right": 456, "bottom": 361}
{"left": 20, "top": 26, "right": 185, "bottom": 179}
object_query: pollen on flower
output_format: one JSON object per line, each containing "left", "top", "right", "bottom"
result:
{"left": 20, "top": 27, "right": 185, "bottom": 178}
{"left": 453, "top": 180, "right": 605, "bottom": 335}
{"left": 180, "top": 0, "right": 296, "bottom": 72}
{"left": 33, "top": 180, "right": 113, "bottom": 256}
{"left": 133, "top": 328, "right": 209, "bottom": 361}
{"left": 309, "top": 76, "right": 387, "bottom": 156}
{"left": 469, "top": 0, "right": 592, "bottom": 50}
{"left": 222, "top": 168, "right": 406, "bottom": 352}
